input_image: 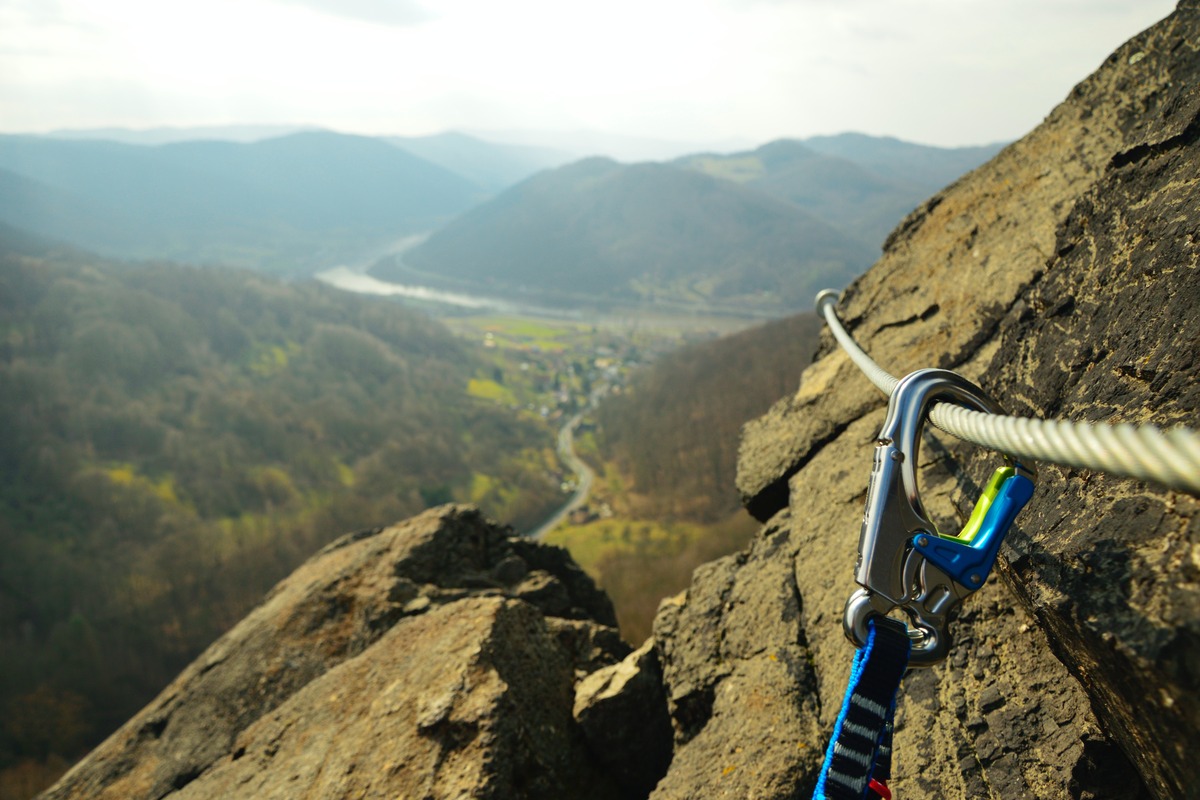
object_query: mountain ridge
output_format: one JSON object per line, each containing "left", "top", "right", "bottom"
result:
{"left": 1, "top": 128, "right": 1004, "bottom": 294}
{"left": 375, "top": 133, "right": 1003, "bottom": 314}
{"left": 677, "top": 135, "right": 1004, "bottom": 249}
{"left": 384, "top": 156, "right": 878, "bottom": 314}
{"left": 0, "top": 131, "right": 480, "bottom": 272}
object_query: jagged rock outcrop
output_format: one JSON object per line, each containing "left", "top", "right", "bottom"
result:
{"left": 41, "top": 506, "right": 647, "bottom": 800}
{"left": 574, "top": 639, "right": 674, "bottom": 797}
{"left": 43, "top": 5, "right": 1198, "bottom": 800}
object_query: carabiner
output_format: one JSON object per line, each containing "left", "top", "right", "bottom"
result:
{"left": 842, "top": 368, "right": 1035, "bottom": 667}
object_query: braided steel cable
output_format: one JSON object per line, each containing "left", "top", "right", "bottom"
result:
{"left": 814, "top": 290, "right": 1200, "bottom": 494}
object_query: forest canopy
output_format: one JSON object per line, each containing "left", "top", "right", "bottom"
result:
{"left": 596, "top": 311, "right": 822, "bottom": 521}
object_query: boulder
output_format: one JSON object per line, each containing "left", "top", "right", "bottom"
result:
{"left": 41, "top": 505, "right": 632, "bottom": 800}
{"left": 574, "top": 639, "right": 673, "bottom": 797}
{"left": 650, "top": 516, "right": 825, "bottom": 799}
{"left": 168, "top": 597, "right": 620, "bottom": 800}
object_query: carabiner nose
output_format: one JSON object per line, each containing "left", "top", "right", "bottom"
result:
{"left": 843, "top": 368, "right": 1035, "bottom": 666}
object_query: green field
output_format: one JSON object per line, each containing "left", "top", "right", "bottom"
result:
{"left": 543, "top": 518, "right": 706, "bottom": 574}
{"left": 444, "top": 314, "right": 594, "bottom": 351}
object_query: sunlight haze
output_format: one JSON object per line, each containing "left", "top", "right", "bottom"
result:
{"left": 0, "top": 0, "right": 1179, "bottom": 150}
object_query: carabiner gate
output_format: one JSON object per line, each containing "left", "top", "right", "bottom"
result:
{"left": 842, "top": 369, "right": 1035, "bottom": 667}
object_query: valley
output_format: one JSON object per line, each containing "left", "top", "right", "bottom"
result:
{"left": 401, "top": 296, "right": 825, "bottom": 645}
{"left": 0, "top": 126, "right": 998, "bottom": 798}
{"left": 0, "top": 128, "right": 1002, "bottom": 315}
{"left": 0, "top": 235, "right": 771, "bottom": 795}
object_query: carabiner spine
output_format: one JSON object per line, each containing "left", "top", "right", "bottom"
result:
{"left": 843, "top": 368, "right": 1036, "bottom": 667}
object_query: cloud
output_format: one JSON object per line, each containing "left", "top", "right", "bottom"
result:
{"left": 279, "top": 0, "right": 432, "bottom": 26}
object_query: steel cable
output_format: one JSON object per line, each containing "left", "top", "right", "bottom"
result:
{"left": 814, "top": 290, "right": 1200, "bottom": 494}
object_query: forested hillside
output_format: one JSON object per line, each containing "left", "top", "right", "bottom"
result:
{"left": 0, "top": 131, "right": 481, "bottom": 272}
{"left": 596, "top": 312, "right": 822, "bottom": 522}
{"left": 0, "top": 229, "right": 563, "bottom": 787}
{"left": 678, "top": 134, "right": 1003, "bottom": 250}
{"left": 547, "top": 312, "right": 825, "bottom": 642}
{"left": 389, "top": 158, "right": 874, "bottom": 313}
{"left": 386, "top": 134, "right": 1000, "bottom": 315}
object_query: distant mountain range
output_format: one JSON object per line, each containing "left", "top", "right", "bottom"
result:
{"left": 41, "top": 124, "right": 325, "bottom": 145}
{"left": 0, "top": 127, "right": 1003, "bottom": 305}
{"left": 379, "top": 135, "right": 1003, "bottom": 313}
{"left": 462, "top": 128, "right": 757, "bottom": 163}
{"left": 41, "top": 125, "right": 751, "bottom": 163}
{"left": 382, "top": 156, "right": 877, "bottom": 314}
{"left": 676, "top": 136, "right": 1004, "bottom": 253}
{"left": 386, "top": 132, "right": 574, "bottom": 194}
{"left": 0, "top": 131, "right": 495, "bottom": 272}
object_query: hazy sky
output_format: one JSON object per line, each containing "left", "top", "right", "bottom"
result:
{"left": 0, "top": 0, "right": 1178, "bottom": 149}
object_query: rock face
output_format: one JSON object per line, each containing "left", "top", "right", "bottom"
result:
{"left": 43, "top": 5, "right": 1199, "bottom": 800}
{"left": 723, "top": 3, "right": 1197, "bottom": 799}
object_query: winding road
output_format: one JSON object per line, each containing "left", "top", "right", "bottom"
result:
{"left": 529, "top": 401, "right": 600, "bottom": 540}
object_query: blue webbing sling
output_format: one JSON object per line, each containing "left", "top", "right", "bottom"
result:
{"left": 812, "top": 617, "right": 910, "bottom": 800}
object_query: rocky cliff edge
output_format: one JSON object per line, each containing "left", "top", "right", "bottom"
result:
{"left": 40, "top": 506, "right": 670, "bottom": 800}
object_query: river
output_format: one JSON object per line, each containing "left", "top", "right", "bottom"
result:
{"left": 314, "top": 264, "right": 771, "bottom": 336}
{"left": 314, "top": 265, "right": 580, "bottom": 319}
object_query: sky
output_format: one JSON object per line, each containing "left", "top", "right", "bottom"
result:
{"left": 0, "top": 0, "right": 1179, "bottom": 152}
